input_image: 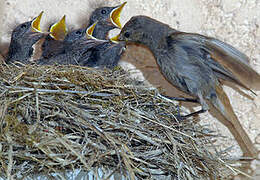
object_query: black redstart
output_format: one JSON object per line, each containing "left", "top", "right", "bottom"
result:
{"left": 116, "top": 15, "right": 260, "bottom": 157}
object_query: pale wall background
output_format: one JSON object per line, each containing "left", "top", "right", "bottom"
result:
{"left": 0, "top": 0, "right": 259, "bottom": 178}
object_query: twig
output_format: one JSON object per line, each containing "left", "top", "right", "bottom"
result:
{"left": 5, "top": 85, "right": 117, "bottom": 97}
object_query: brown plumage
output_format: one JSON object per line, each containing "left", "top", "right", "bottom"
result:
{"left": 117, "top": 15, "right": 260, "bottom": 157}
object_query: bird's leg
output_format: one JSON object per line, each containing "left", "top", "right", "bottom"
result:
{"left": 175, "top": 109, "right": 206, "bottom": 121}
{"left": 182, "top": 109, "right": 206, "bottom": 118}
{"left": 158, "top": 94, "right": 203, "bottom": 120}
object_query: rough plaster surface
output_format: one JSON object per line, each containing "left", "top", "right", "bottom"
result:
{"left": 0, "top": 0, "right": 259, "bottom": 178}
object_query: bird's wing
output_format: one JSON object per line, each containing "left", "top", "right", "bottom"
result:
{"left": 168, "top": 32, "right": 260, "bottom": 91}
{"left": 164, "top": 33, "right": 257, "bottom": 157}
{"left": 205, "top": 37, "right": 260, "bottom": 90}
{"left": 158, "top": 34, "right": 220, "bottom": 110}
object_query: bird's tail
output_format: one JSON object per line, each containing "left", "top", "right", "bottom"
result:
{"left": 208, "top": 84, "right": 258, "bottom": 158}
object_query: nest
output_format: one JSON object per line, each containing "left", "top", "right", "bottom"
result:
{"left": 0, "top": 63, "right": 242, "bottom": 179}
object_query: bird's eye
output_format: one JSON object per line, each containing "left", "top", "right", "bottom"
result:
{"left": 101, "top": 9, "right": 106, "bottom": 14}
{"left": 124, "top": 32, "right": 130, "bottom": 38}
{"left": 21, "top": 24, "right": 27, "bottom": 29}
{"left": 75, "top": 30, "right": 81, "bottom": 35}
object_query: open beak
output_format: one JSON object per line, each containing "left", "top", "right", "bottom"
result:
{"left": 31, "top": 11, "right": 44, "bottom": 32}
{"left": 49, "top": 15, "right": 68, "bottom": 40}
{"left": 86, "top": 21, "right": 98, "bottom": 40}
{"left": 84, "top": 22, "right": 108, "bottom": 45}
{"left": 110, "top": 34, "right": 120, "bottom": 42}
{"left": 28, "top": 11, "right": 47, "bottom": 40}
{"left": 110, "top": 2, "right": 127, "bottom": 29}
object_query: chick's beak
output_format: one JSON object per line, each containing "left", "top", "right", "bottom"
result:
{"left": 50, "top": 15, "right": 68, "bottom": 40}
{"left": 110, "top": 2, "right": 127, "bottom": 29}
{"left": 31, "top": 11, "right": 44, "bottom": 32}
{"left": 110, "top": 34, "right": 120, "bottom": 42}
{"left": 86, "top": 21, "right": 98, "bottom": 40}
{"left": 28, "top": 11, "right": 48, "bottom": 39}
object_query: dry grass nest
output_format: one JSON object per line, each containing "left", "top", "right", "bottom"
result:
{"left": 0, "top": 63, "right": 243, "bottom": 179}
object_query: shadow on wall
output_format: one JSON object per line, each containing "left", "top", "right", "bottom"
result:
{"left": 0, "top": 0, "right": 5, "bottom": 58}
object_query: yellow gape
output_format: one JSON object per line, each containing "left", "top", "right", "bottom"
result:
{"left": 50, "top": 15, "right": 68, "bottom": 41}
{"left": 32, "top": 11, "right": 44, "bottom": 32}
{"left": 110, "top": 34, "right": 120, "bottom": 42}
{"left": 86, "top": 21, "right": 98, "bottom": 40}
{"left": 110, "top": 2, "right": 127, "bottom": 29}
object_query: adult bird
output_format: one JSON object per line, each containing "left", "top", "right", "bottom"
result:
{"left": 116, "top": 15, "right": 260, "bottom": 157}
{"left": 6, "top": 11, "right": 46, "bottom": 64}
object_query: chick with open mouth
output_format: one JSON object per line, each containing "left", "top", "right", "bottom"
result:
{"left": 88, "top": 2, "right": 126, "bottom": 40}
{"left": 6, "top": 11, "right": 47, "bottom": 64}
{"left": 41, "top": 15, "right": 68, "bottom": 59}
